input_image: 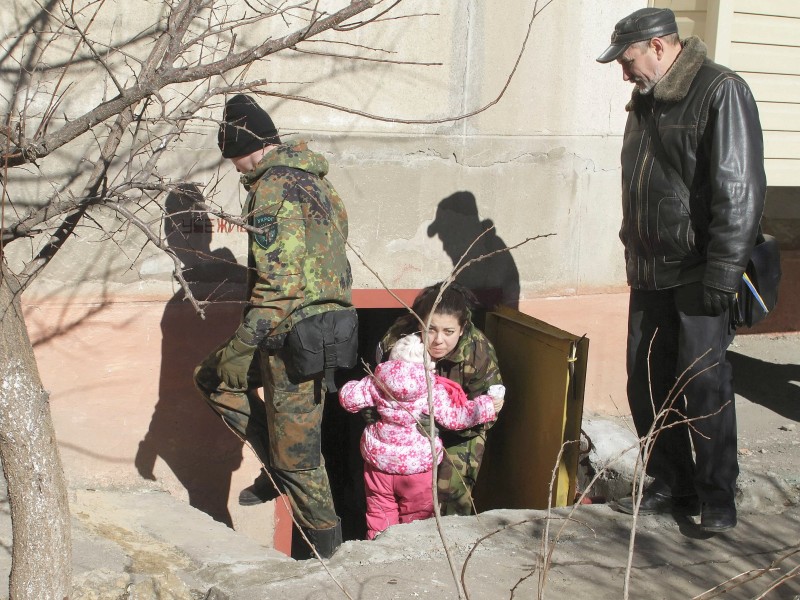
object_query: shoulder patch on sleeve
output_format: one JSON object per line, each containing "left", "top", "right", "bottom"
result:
{"left": 253, "top": 213, "right": 278, "bottom": 249}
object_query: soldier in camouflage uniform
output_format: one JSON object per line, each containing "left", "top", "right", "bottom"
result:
{"left": 194, "top": 94, "right": 352, "bottom": 558}
{"left": 377, "top": 283, "right": 503, "bottom": 516}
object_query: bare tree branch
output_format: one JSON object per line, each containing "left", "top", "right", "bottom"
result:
{"left": 289, "top": 45, "right": 442, "bottom": 66}
{"left": 2, "top": 1, "right": 380, "bottom": 168}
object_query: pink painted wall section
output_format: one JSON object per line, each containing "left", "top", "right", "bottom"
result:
{"left": 517, "top": 250, "right": 800, "bottom": 416}
{"left": 23, "top": 291, "right": 634, "bottom": 550}
{"left": 747, "top": 250, "right": 800, "bottom": 335}
{"left": 24, "top": 293, "right": 631, "bottom": 496}
{"left": 519, "top": 293, "right": 630, "bottom": 416}
{"left": 24, "top": 298, "right": 277, "bottom": 548}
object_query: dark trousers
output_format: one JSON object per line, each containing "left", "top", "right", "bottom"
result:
{"left": 627, "top": 282, "right": 738, "bottom": 506}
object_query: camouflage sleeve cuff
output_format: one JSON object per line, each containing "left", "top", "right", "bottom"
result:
{"left": 229, "top": 334, "right": 258, "bottom": 353}
{"left": 232, "top": 325, "right": 256, "bottom": 347}
{"left": 237, "top": 306, "right": 295, "bottom": 347}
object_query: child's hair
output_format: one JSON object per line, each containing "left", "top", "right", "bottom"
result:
{"left": 389, "top": 333, "right": 427, "bottom": 364}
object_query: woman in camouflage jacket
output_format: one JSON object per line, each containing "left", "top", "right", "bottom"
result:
{"left": 377, "top": 283, "right": 503, "bottom": 516}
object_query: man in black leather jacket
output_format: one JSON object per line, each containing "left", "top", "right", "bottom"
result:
{"left": 598, "top": 8, "right": 766, "bottom": 532}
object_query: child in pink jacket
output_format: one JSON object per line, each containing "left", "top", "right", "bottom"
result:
{"left": 339, "top": 334, "right": 504, "bottom": 539}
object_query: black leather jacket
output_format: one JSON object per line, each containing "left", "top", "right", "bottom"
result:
{"left": 619, "top": 36, "right": 766, "bottom": 292}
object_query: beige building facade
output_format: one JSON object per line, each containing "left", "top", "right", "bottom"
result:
{"left": 657, "top": 0, "right": 800, "bottom": 186}
{"left": 4, "top": 0, "right": 797, "bottom": 547}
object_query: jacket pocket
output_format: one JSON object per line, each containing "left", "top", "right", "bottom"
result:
{"left": 655, "top": 195, "right": 696, "bottom": 263}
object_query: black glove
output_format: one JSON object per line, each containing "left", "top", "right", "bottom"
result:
{"left": 702, "top": 285, "right": 737, "bottom": 317}
{"left": 217, "top": 336, "right": 257, "bottom": 389}
{"left": 360, "top": 407, "right": 380, "bottom": 425}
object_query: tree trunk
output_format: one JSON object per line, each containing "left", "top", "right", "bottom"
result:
{"left": 0, "top": 266, "right": 71, "bottom": 599}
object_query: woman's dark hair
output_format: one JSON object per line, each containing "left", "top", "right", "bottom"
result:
{"left": 379, "top": 282, "right": 478, "bottom": 362}
{"left": 408, "top": 281, "right": 478, "bottom": 329}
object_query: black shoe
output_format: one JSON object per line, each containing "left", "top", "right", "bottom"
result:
{"left": 238, "top": 471, "right": 280, "bottom": 506}
{"left": 616, "top": 489, "right": 700, "bottom": 516}
{"left": 701, "top": 504, "right": 737, "bottom": 532}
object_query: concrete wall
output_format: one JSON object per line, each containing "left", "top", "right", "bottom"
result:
{"left": 6, "top": 0, "right": 636, "bottom": 300}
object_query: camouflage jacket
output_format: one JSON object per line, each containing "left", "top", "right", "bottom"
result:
{"left": 379, "top": 320, "right": 503, "bottom": 437}
{"left": 233, "top": 140, "right": 352, "bottom": 347}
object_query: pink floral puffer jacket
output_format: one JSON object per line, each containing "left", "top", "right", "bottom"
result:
{"left": 339, "top": 360, "right": 496, "bottom": 475}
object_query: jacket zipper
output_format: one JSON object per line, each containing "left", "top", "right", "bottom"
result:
{"left": 640, "top": 106, "right": 661, "bottom": 288}
{"left": 637, "top": 125, "right": 651, "bottom": 287}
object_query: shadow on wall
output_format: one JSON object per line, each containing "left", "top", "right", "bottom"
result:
{"left": 135, "top": 186, "right": 247, "bottom": 527}
{"left": 747, "top": 187, "right": 800, "bottom": 333}
{"left": 428, "top": 191, "right": 520, "bottom": 311}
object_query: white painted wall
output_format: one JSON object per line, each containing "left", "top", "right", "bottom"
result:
{"left": 4, "top": 0, "right": 643, "bottom": 302}
{"left": 656, "top": 0, "right": 800, "bottom": 186}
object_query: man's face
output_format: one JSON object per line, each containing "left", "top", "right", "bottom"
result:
{"left": 230, "top": 154, "right": 256, "bottom": 173}
{"left": 229, "top": 146, "right": 272, "bottom": 174}
{"left": 618, "top": 41, "right": 663, "bottom": 94}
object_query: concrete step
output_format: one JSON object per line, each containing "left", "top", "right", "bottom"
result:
{"left": 2, "top": 475, "right": 798, "bottom": 599}
{"left": 66, "top": 488, "right": 800, "bottom": 599}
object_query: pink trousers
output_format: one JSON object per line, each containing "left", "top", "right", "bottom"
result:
{"left": 363, "top": 462, "right": 434, "bottom": 539}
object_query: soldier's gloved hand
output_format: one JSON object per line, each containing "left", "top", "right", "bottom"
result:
{"left": 360, "top": 407, "right": 380, "bottom": 425}
{"left": 416, "top": 413, "right": 439, "bottom": 439}
{"left": 702, "top": 285, "right": 736, "bottom": 316}
{"left": 217, "top": 336, "right": 257, "bottom": 389}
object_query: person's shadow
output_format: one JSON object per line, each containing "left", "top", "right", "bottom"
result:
{"left": 729, "top": 351, "right": 800, "bottom": 422}
{"left": 135, "top": 186, "right": 247, "bottom": 527}
{"left": 428, "top": 191, "right": 521, "bottom": 311}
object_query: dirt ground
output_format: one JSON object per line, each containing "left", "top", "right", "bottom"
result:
{"left": 728, "top": 333, "right": 800, "bottom": 486}
{"left": 592, "top": 332, "right": 800, "bottom": 509}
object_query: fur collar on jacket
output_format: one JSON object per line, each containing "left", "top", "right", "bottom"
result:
{"left": 626, "top": 36, "right": 707, "bottom": 112}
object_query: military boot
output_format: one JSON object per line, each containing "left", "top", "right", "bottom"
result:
{"left": 239, "top": 432, "right": 281, "bottom": 506}
{"left": 238, "top": 470, "right": 281, "bottom": 506}
{"left": 295, "top": 518, "right": 342, "bottom": 560}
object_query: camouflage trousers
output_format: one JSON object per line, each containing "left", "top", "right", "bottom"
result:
{"left": 194, "top": 336, "right": 338, "bottom": 530}
{"left": 437, "top": 432, "right": 486, "bottom": 516}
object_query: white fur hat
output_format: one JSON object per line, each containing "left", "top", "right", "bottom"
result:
{"left": 389, "top": 334, "right": 430, "bottom": 366}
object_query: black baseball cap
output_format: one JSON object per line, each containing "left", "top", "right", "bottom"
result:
{"left": 596, "top": 8, "right": 678, "bottom": 64}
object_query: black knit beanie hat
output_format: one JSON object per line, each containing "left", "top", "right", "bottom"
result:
{"left": 218, "top": 94, "right": 281, "bottom": 158}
